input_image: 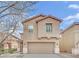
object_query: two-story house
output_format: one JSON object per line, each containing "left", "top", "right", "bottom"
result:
{"left": 22, "top": 15, "right": 61, "bottom": 54}
{"left": 60, "top": 22, "right": 79, "bottom": 55}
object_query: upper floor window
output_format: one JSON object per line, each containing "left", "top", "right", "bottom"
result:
{"left": 28, "top": 25, "right": 33, "bottom": 32}
{"left": 46, "top": 23, "right": 52, "bottom": 32}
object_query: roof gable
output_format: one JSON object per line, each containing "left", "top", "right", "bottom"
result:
{"left": 22, "top": 14, "right": 62, "bottom": 23}
{"left": 61, "top": 22, "right": 79, "bottom": 33}
{"left": 22, "top": 14, "right": 46, "bottom": 23}
{"left": 36, "top": 16, "right": 62, "bottom": 23}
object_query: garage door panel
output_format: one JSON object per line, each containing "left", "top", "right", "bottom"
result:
{"left": 28, "top": 42, "right": 55, "bottom": 54}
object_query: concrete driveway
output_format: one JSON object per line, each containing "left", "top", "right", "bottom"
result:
{"left": 0, "top": 53, "right": 78, "bottom": 58}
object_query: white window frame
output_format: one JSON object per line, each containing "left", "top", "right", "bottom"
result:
{"left": 46, "top": 23, "right": 52, "bottom": 32}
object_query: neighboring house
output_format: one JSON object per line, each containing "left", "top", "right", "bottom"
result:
{"left": 60, "top": 22, "right": 79, "bottom": 55}
{"left": 0, "top": 32, "right": 20, "bottom": 52}
{"left": 3, "top": 34, "right": 20, "bottom": 51}
{"left": 22, "top": 14, "right": 61, "bottom": 54}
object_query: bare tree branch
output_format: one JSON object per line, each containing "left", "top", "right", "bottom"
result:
{"left": 0, "top": 2, "right": 18, "bottom": 14}
{"left": 0, "top": 1, "right": 37, "bottom": 45}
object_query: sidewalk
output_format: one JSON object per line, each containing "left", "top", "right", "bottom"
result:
{"left": 0, "top": 53, "right": 79, "bottom": 58}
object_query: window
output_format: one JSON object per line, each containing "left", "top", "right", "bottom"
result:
{"left": 46, "top": 23, "right": 52, "bottom": 32}
{"left": 28, "top": 25, "right": 33, "bottom": 32}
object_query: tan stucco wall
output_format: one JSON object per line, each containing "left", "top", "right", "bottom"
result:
{"left": 74, "top": 25, "right": 79, "bottom": 46}
{"left": 37, "top": 18, "right": 60, "bottom": 38}
{"left": 23, "top": 16, "right": 45, "bottom": 43}
{"left": 60, "top": 24, "right": 79, "bottom": 53}
{"left": 23, "top": 16, "right": 60, "bottom": 40}
{"left": 60, "top": 26, "right": 75, "bottom": 53}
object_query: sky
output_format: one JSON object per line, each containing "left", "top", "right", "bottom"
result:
{"left": 8, "top": 1, "right": 79, "bottom": 37}
{"left": 26, "top": 1, "right": 79, "bottom": 30}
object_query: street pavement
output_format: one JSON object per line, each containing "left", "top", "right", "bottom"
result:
{"left": 0, "top": 53, "right": 79, "bottom": 58}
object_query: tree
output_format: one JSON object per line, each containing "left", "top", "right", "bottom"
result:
{"left": 0, "top": 1, "right": 37, "bottom": 48}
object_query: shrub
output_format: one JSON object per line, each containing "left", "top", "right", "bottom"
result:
{"left": 8, "top": 48, "right": 17, "bottom": 54}
{"left": 0, "top": 48, "right": 17, "bottom": 54}
{"left": 0, "top": 48, "right": 4, "bottom": 54}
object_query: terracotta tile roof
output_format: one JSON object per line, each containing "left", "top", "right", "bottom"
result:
{"left": 22, "top": 14, "right": 46, "bottom": 23}
{"left": 22, "top": 14, "right": 62, "bottom": 23}
{"left": 36, "top": 16, "right": 62, "bottom": 23}
{"left": 61, "top": 22, "right": 79, "bottom": 33}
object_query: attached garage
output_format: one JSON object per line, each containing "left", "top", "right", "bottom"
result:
{"left": 27, "top": 42, "right": 55, "bottom": 54}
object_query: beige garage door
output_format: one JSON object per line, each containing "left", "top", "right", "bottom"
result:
{"left": 28, "top": 42, "right": 55, "bottom": 54}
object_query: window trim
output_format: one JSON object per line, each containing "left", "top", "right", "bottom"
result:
{"left": 28, "top": 25, "right": 33, "bottom": 32}
{"left": 46, "top": 23, "right": 52, "bottom": 32}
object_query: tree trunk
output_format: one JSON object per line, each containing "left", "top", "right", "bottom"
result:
{"left": 20, "top": 40, "right": 23, "bottom": 54}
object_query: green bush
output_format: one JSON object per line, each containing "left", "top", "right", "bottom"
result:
{"left": 0, "top": 48, "right": 4, "bottom": 54}
{"left": 8, "top": 48, "right": 17, "bottom": 54}
{"left": 0, "top": 48, "right": 17, "bottom": 54}
{"left": 4, "top": 49, "right": 9, "bottom": 53}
